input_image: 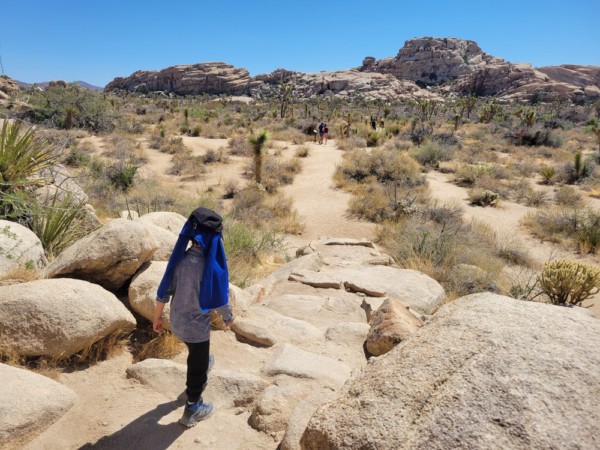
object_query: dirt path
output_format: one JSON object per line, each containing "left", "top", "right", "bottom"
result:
{"left": 282, "top": 140, "right": 375, "bottom": 252}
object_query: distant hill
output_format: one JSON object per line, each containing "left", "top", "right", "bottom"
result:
{"left": 104, "top": 37, "right": 600, "bottom": 103}
{"left": 16, "top": 80, "right": 104, "bottom": 92}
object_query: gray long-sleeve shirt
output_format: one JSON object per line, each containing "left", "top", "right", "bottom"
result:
{"left": 158, "top": 246, "right": 232, "bottom": 343}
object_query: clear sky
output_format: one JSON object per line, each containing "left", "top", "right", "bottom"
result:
{"left": 2, "top": 0, "right": 599, "bottom": 88}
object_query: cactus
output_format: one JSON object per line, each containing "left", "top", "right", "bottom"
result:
{"left": 539, "top": 259, "right": 600, "bottom": 306}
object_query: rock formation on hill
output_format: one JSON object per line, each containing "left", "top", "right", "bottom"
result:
{"left": 104, "top": 62, "right": 261, "bottom": 96}
{"left": 103, "top": 37, "right": 600, "bottom": 102}
{"left": 359, "top": 37, "right": 505, "bottom": 86}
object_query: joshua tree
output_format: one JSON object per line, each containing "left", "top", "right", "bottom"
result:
{"left": 248, "top": 130, "right": 269, "bottom": 185}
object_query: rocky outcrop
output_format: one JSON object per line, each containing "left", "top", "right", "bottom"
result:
{"left": 0, "top": 363, "right": 77, "bottom": 450}
{"left": 451, "top": 61, "right": 594, "bottom": 102}
{"left": 360, "top": 37, "right": 504, "bottom": 86}
{"left": 104, "top": 62, "right": 261, "bottom": 96}
{"left": 0, "top": 219, "right": 46, "bottom": 277}
{"left": 253, "top": 69, "right": 440, "bottom": 101}
{"left": 301, "top": 293, "right": 600, "bottom": 450}
{"left": 0, "top": 278, "right": 136, "bottom": 358}
{"left": 104, "top": 38, "right": 599, "bottom": 102}
{"left": 0, "top": 76, "right": 19, "bottom": 100}
{"left": 44, "top": 218, "right": 159, "bottom": 290}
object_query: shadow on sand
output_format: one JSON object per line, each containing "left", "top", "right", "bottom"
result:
{"left": 79, "top": 400, "right": 186, "bottom": 450}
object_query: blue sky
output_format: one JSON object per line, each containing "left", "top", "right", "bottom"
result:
{"left": 2, "top": 0, "right": 599, "bottom": 87}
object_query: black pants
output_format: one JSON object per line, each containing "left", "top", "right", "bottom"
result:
{"left": 185, "top": 340, "right": 210, "bottom": 403}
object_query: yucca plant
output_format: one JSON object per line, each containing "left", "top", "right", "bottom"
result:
{"left": 248, "top": 130, "right": 269, "bottom": 185}
{"left": 0, "top": 120, "right": 58, "bottom": 218}
{"left": 29, "top": 192, "right": 90, "bottom": 258}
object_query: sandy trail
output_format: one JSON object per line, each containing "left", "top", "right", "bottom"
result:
{"left": 282, "top": 140, "right": 375, "bottom": 252}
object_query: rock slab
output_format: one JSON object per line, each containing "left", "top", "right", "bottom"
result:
{"left": 301, "top": 293, "right": 600, "bottom": 450}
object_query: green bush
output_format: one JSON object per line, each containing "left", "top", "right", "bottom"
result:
{"left": 27, "top": 83, "right": 117, "bottom": 132}
{"left": 411, "top": 141, "right": 452, "bottom": 168}
{"left": 539, "top": 259, "right": 600, "bottom": 306}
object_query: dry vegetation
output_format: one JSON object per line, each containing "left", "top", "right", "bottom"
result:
{"left": 2, "top": 83, "right": 600, "bottom": 365}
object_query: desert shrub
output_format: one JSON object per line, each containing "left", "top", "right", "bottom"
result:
{"left": 271, "top": 127, "right": 306, "bottom": 144}
{"left": 228, "top": 136, "right": 250, "bottom": 156}
{"left": 169, "top": 152, "right": 205, "bottom": 177}
{"left": 454, "top": 164, "right": 496, "bottom": 186}
{"left": 337, "top": 135, "right": 367, "bottom": 151}
{"left": 229, "top": 187, "right": 304, "bottom": 234}
{"left": 202, "top": 148, "right": 228, "bottom": 164}
{"left": 223, "top": 220, "right": 287, "bottom": 287}
{"left": 348, "top": 183, "right": 394, "bottom": 223}
{"left": 468, "top": 188, "right": 499, "bottom": 207}
{"left": 554, "top": 186, "right": 583, "bottom": 206}
{"left": 507, "top": 126, "right": 563, "bottom": 148}
{"left": 335, "top": 149, "right": 424, "bottom": 188}
{"left": 522, "top": 207, "right": 600, "bottom": 253}
{"left": 540, "top": 166, "right": 556, "bottom": 184}
{"left": 295, "top": 146, "right": 310, "bottom": 158}
{"left": 366, "top": 131, "right": 384, "bottom": 147}
{"left": 377, "top": 217, "right": 505, "bottom": 298}
{"left": 383, "top": 137, "right": 412, "bottom": 152}
{"left": 223, "top": 179, "right": 239, "bottom": 199}
{"left": 159, "top": 137, "right": 188, "bottom": 155}
{"left": 424, "top": 201, "right": 463, "bottom": 226}
{"left": 27, "top": 83, "right": 117, "bottom": 132}
{"left": 539, "top": 259, "right": 600, "bottom": 306}
{"left": 411, "top": 140, "right": 452, "bottom": 168}
{"left": 64, "top": 144, "right": 92, "bottom": 167}
{"left": 106, "top": 163, "right": 138, "bottom": 191}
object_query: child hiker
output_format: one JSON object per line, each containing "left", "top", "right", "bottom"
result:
{"left": 153, "top": 207, "right": 233, "bottom": 427}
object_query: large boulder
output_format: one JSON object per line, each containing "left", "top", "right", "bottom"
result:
{"left": 142, "top": 224, "right": 177, "bottom": 261}
{"left": 0, "top": 364, "right": 77, "bottom": 449}
{"left": 44, "top": 218, "right": 159, "bottom": 290}
{"left": 36, "top": 164, "right": 88, "bottom": 204}
{"left": 128, "top": 261, "right": 170, "bottom": 327}
{"left": 366, "top": 298, "right": 423, "bottom": 356}
{"left": 301, "top": 293, "right": 600, "bottom": 450}
{"left": 0, "top": 278, "right": 136, "bottom": 358}
{"left": 0, "top": 220, "right": 46, "bottom": 276}
{"left": 137, "top": 211, "right": 187, "bottom": 234}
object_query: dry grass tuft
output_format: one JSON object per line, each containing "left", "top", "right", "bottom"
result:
{"left": 136, "top": 331, "right": 184, "bottom": 362}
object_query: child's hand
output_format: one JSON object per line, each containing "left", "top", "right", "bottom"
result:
{"left": 153, "top": 316, "right": 163, "bottom": 333}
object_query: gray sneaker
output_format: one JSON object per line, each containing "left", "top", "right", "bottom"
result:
{"left": 179, "top": 402, "right": 213, "bottom": 427}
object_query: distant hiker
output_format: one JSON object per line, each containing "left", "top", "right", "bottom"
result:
{"left": 323, "top": 124, "right": 329, "bottom": 145}
{"left": 370, "top": 116, "right": 377, "bottom": 130}
{"left": 318, "top": 121, "right": 325, "bottom": 144}
{"left": 154, "top": 207, "right": 233, "bottom": 428}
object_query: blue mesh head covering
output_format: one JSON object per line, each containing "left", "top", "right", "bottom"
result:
{"left": 156, "top": 208, "right": 229, "bottom": 312}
